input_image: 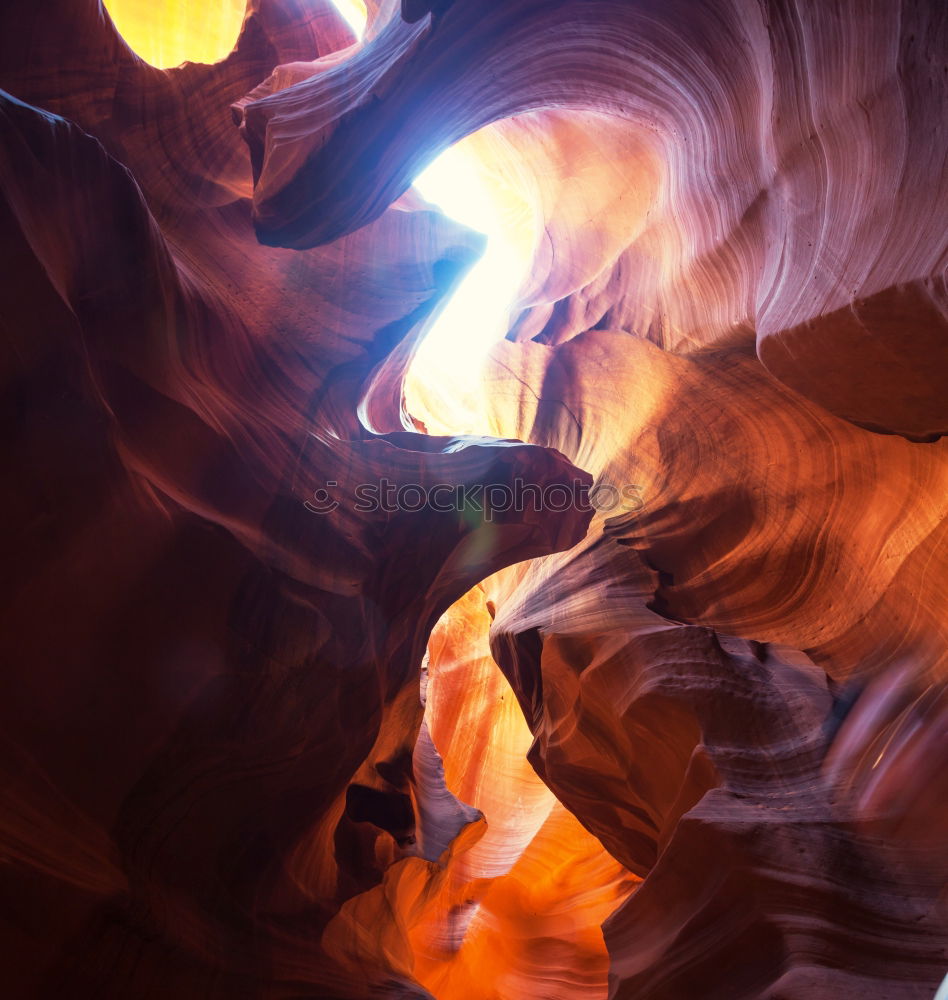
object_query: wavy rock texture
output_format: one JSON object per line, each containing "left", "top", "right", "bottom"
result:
{"left": 323, "top": 585, "right": 637, "bottom": 999}
{"left": 2, "top": 0, "right": 947, "bottom": 999}
{"left": 470, "top": 334, "right": 948, "bottom": 997}
{"left": 243, "top": 0, "right": 948, "bottom": 440}
{"left": 412, "top": 330, "right": 948, "bottom": 998}
{"left": 0, "top": 2, "right": 594, "bottom": 996}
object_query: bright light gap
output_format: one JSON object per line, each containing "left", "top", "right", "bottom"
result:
{"left": 330, "top": 0, "right": 530, "bottom": 401}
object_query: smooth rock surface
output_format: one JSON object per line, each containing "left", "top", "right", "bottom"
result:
{"left": 1, "top": 0, "right": 946, "bottom": 997}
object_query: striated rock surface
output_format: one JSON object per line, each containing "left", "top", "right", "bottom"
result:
{"left": 244, "top": 0, "right": 948, "bottom": 440}
{"left": 1, "top": 0, "right": 947, "bottom": 998}
{"left": 0, "top": 2, "right": 593, "bottom": 995}
{"left": 323, "top": 585, "right": 637, "bottom": 999}
{"left": 468, "top": 333, "right": 948, "bottom": 997}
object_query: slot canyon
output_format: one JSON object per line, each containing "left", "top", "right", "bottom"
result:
{"left": 1, "top": 0, "right": 946, "bottom": 997}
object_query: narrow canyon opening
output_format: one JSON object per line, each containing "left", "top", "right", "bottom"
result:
{"left": 314, "top": 9, "right": 635, "bottom": 995}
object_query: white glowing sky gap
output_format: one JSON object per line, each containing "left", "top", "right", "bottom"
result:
{"left": 328, "top": 0, "right": 529, "bottom": 388}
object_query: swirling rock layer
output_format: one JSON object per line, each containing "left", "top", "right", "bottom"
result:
{"left": 0, "top": 2, "right": 592, "bottom": 995}
{"left": 1, "top": 0, "right": 947, "bottom": 998}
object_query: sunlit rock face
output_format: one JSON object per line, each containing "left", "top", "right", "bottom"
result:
{"left": 323, "top": 585, "right": 637, "bottom": 999}
{"left": 1, "top": 2, "right": 947, "bottom": 1000}
{"left": 245, "top": 0, "right": 948, "bottom": 440}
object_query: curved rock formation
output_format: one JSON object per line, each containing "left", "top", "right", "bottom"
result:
{"left": 241, "top": 0, "right": 948, "bottom": 440}
{"left": 323, "top": 585, "right": 637, "bottom": 998}
{"left": 0, "top": 2, "right": 592, "bottom": 995}
{"left": 471, "top": 333, "right": 948, "bottom": 997}
{"left": 1, "top": 0, "right": 946, "bottom": 998}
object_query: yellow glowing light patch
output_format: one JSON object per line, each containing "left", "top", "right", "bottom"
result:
{"left": 104, "top": 0, "right": 247, "bottom": 68}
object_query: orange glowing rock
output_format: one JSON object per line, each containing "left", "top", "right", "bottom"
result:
{"left": 323, "top": 585, "right": 637, "bottom": 999}
{"left": 1, "top": 0, "right": 946, "bottom": 997}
